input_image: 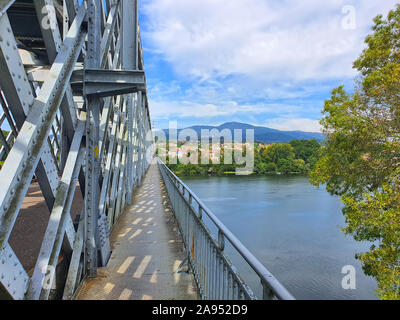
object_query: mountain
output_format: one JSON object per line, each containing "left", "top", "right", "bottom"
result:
{"left": 160, "top": 122, "right": 325, "bottom": 143}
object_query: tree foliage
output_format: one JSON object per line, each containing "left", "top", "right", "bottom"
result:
{"left": 311, "top": 5, "right": 400, "bottom": 299}
{"left": 168, "top": 139, "right": 320, "bottom": 176}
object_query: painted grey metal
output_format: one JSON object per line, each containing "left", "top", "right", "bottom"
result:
{"left": 71, "top": 68, "right": 146, "bottom": 97}
{"left": 121, "top": 0, "right": 138, "bottom": 205}
{"left": 0, "top": 0, "right": 14, "bottom": 17}
{"left": 0, "top": 0, "right": 152, "bottom": 300}
{"left": 158, "top": 159, "right": 295, "bottom": 300}
{"left": 62, "top": 213, "right": 84, "bottom": 300}
{"left": 0, "top": 6, "right": 86, "bottom": 252}
{"left": 26, "top": 120, "right": 85, "bottom": 300}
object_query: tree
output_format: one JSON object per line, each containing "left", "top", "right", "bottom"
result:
{"left": 311, "top": 5, "right": 400, "bottom": 299}
{"left": 255, "top": 162, "right": 277, "bottom": 175}
{"left": 262, "top": 143, "right": 295, "bottom": 165}
{"left": 290, "top": 139, "right": 320, "bottom": 169}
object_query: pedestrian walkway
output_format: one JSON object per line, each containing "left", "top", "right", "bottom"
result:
{"left": 76, "top": 164, "right": 198, "bottom": 300}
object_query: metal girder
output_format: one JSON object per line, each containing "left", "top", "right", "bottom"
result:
{"left": 71, "top": 68, "right": 146, "bottom": 97}
{"left": 26, "top": 120, "right": 85, "bottom": 300}
{"left": 0, "top": 0, "right": 154, "bottom": 300}
{"left": 0, "top": 243, "right": 29, "bottom": 300}
{"left": 121, "top": 0, "right": 138, "bottom": 204}
{"left": 0, "top": 0, "right": 15, "bottom": 18}
{"left": 0, "top": 5, "right": 86, "bottom": 251}
{"left": 62, "top": 214, "right": 84, "bottom": 300}
{"left": 101, "top": 0, "right": 120, "bottom": 68}
{"left": 0, "top": 10, "right": 67, "bottom": 210}
{"left": 34, "top": 0, "right": 79, "bottom": 173}
{"left": 84, "top": 0, "right": 102, "bottom": 278}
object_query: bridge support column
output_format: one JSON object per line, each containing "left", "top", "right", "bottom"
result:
{"left": 85, "top": 0, "right": 103, "bottom": 277}
{"left": 122, "top": 0, "right": 138, "bottom": 204}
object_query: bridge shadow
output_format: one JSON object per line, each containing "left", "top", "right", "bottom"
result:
{"left": 76, "top": 165, "right": 198, "bottom": 300}
{"left": 8, "top": 179, "right": 83, "bottom": 276}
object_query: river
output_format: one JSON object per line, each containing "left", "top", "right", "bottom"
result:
{"left": 180, "top": 175, "right": 378, "bottom": 300}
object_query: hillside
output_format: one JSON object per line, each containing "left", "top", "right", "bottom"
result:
{"left": 161, "top": 122, "right": 324, "bottom": 143}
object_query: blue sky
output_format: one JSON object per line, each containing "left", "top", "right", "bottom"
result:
{"left": 138, "top": 0, "right": 399, "bottom": 132}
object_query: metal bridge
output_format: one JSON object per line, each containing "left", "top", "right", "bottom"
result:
{"left": 0, "top": 0, "right": 294, "bottom": 300}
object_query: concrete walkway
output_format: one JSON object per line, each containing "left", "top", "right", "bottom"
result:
{"left": 76, "top": 164, "right": 198, "bottom": 300}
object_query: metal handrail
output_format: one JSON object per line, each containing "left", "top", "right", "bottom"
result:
{"left": 158, "top": 158, "right": 295, "bottom": 300}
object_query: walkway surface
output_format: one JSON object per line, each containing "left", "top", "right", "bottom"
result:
{"left": 76, "top": 164, "right": 198, "bottom": 300}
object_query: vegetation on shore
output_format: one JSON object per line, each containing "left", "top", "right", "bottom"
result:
{"left": 166, "top": 139, "right": 321, "bottom": 177}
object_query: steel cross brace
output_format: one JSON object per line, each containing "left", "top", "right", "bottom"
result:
{"left": 71, "top": 68, "right": 146, "bottom": 97}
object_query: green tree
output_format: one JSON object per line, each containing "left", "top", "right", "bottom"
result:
{"left": 255, "top": 162, "right": 277, "bottom": 175}
{"left": 290, "top": 139, "right": 320, "bottom": 169}
{"left": 311, "top": 5, "right": 400, "bottom": 299}
{"left": 262, "top": 143, "right": 295, "bottom": 165}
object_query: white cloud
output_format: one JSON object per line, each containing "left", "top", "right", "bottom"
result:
{"left": 149, "top": 99, "right": 303, "bottom": 119}
{"left": 264, "top": 118, "right": 322, "bottom": 132}
{"left": 142, "top": 0, "right": 399, "bottom": 129}
{"left": 143, "top": 0, "right": 398, "bottom": 81}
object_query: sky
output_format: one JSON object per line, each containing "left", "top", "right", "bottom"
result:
{"left": 138, "top": 0, "right": 399, "bottom": 132}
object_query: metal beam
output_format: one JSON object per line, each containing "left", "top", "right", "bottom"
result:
{"left": 0, "top": 0, "right": 15, "bottom": 17}
{"left": 71, "top": 68, "right": 145, "bottom": 97}
{"left": 122, "top": 0, "right": 138, "bottom": 204}
{"left": 0, "top": 0, "right": 154, "bottom": 300}
{"left": 84, "top": 0, "right": 103, "bottom": 277}
{"left": 0, "top": 4, "right": 86, "bottom": 256}
{"left": 26, "top": 121, "right": 85, "bottom": 300}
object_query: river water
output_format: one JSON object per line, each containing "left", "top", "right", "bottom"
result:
{"left": 181, "top": 175, "right": 378, "bottom": 300}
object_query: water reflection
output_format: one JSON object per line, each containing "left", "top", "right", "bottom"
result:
{"left": 182, "top": 175, "right": 378, "bottom": 300}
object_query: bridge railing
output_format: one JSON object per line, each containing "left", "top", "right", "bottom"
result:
{"left": 158, "top": 158, "right": 295, "bottom": 300}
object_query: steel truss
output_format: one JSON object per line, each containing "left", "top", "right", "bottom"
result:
{"left": 0, "top": 0, "right": 153, "bottom": 300}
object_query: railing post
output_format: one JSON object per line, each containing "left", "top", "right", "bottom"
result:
{"left": 262, "top": 281, "right": 274, "bottom": 300}
{"left": 218, "top": 229, "right": 225, "bottom": 251}
{"left": 157, "top": 158, "right": 294, "bottom": 301}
